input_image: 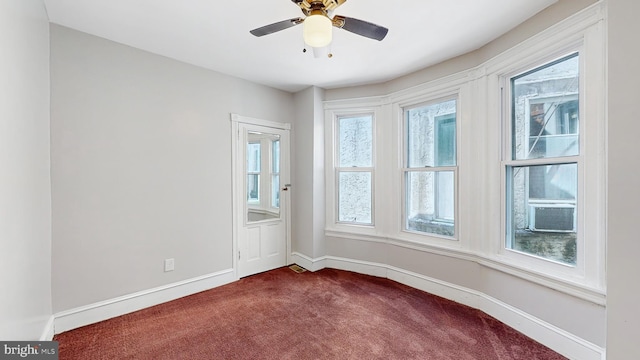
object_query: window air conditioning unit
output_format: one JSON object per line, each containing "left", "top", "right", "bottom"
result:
{"left": 529, "top": 204, "right": 576, "bottom": 232}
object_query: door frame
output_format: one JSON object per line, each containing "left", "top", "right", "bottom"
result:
{"left": 230, "top": 113, "right": 291, "bottom": 279}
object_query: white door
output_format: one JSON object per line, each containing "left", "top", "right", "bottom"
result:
{"left": 232, "top": 115, "right": 290, "bottom": 278}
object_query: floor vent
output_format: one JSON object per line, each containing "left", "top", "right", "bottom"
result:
{"left": 289, "top": 264, "right": 307, "bottom": 273}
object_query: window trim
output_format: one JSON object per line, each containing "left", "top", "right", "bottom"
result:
{"left": 246, "top": 141, "right": 261, "bottom": 205}
{"left": 270, "top": 138, "right": 280, "bottom": 210}
{"left": 501, "top": 50, "right": 585, "bottom": 277}
{"left": 247, "top": 134, "right": 281, "bottom": 216}
{"left": 335, "top": 112, "right": 375, "bottom": 226}
{"left": 326, "top": 107, "right": 379, "bottom": 230}
{"left": 401, "top": 96, "right": 460, "bottom": 241}
{"left": 496, "top": 42, "right": 604, "bottom": 288}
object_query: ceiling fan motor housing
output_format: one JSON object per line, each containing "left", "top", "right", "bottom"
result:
{"left": 250, "top": 0, "right": 388, "bottom": 45}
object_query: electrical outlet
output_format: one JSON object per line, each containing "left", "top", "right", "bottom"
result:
{"left": 164, "top": 258, "right": 175, "bottom": 272}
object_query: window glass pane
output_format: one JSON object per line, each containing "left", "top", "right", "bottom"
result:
{"left": 247, "top": 142, "right": 261, "bottom": 172}
{"left": 338, "top": 115, "right": 372, "bottom": 167}
{"left": 272, "top": 140, "right": 280, "bottom": 173}
{"left": 407, "top": 100, "right": 457, "bottom": 168}
{"left": 512, "top": 54, "right": 580, "bottom": 160}
{"left": 271, "top": 174, "right": 280, "bottom": 208}
{"left": 247, "top": 141, "right": 261, "bottom": 204}
{"left": 508, "top": 163, "right": 577, "bottom": 265}
{"left": 247, "top": 174, "right": 260, "bottom": 203}
{"left": 338, "top": 172, "right": 372, "bottom": 224}
{"left": 406, "top": 171, "right": 455, "bottom": 236}
{"left": 271, "top": 139, "right": 280, "bottom": 209}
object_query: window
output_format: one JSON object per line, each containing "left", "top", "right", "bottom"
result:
{"left": 404, "top": 99, "right": 457, "bottom": 237}
{"left": 322, "top": 8, "right": 605, "bottom": 299}
{"left": 247, "top": 132, "right": 281, "bottom": 218}
{"left": 506, "top": 53, "right": 580, "bottom": 265}
{"left": 271, "top": 139, "right": 280, "bottom": 209}
{"left": 246, "top": 141, "right": 261, "bottom": 204}
{"left": 336, "top": 114, "right": 374, "bottom": 225}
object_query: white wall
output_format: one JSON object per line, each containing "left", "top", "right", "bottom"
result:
{"left": 50, "top": 25, "right": 295, "bottom": 313}
{"left": 0, "top": 0, "right": 53, "bottom": 340}
{"left": 292, "top": 87, "right": 325, "bottom": 260}
{"left": 292, "top": 88, "right": 315, "bottom": 257}
{"left": 325, "top": 0, "right": 599, "bottom": 100}
{"left": 606, "top": 0, "right": 640, "bottom": 358}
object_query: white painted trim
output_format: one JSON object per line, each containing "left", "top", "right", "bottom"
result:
{"left": 54, "top": 268, "right": 236, "bottom": 334}
{"left": 385, "top": 265, "right": 605, "bottom": 360}
{"left": 322, "top": 96, "right": 386, "bottom": 110}
{"left": 483, "top": 2, "right": 604, "bottom": 75}
{"left": 39, "top": 315, "right": 54, "bottom": 341}
{"left": 325, "top": 256, "right": 387, "bottom": 278}
{"left": 387, "top": 71, "right": 470, "bottom": 107}
{"left": 301, "top": 254, "right": 605, "bottom": 360}
{"left": 291, "top": 252, "right": 327, "bottom": 272}
{"left": 230, "top": 113, "right": 291, "bottom": 130}
{"left": 324, "top": 229, "right": 389, "bottom": 244}
{"left": 325, "top": 229, "right": 605, "bottom": 305}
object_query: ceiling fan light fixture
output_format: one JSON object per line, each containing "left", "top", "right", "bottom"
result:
{"left": 303, "top": 14, "right": 332, "bottom": 48}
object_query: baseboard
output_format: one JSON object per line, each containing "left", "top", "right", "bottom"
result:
{"left": 54, "top": 268, "right": 236, "bottom": 334}
{"left": 325, "top": 257, "right": 389, "bottom": 278}
{"left": 39, "top": 315, "right": 55, "bottom": 341}
{"left": 291, "top": 252, "right": 327, "bottom": 272}
{"left": 314, "top": 255, "right": 606, "bottom": 360}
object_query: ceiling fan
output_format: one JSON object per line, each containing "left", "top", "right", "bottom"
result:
{"left": 249, "top": 0, "right": 388, "bottom": 49}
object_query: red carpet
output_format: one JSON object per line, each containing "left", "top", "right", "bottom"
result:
{"left": 55, "top": 267, "right": 566, "bottom": 359}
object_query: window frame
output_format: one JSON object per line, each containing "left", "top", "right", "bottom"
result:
{"left": 271, "top": 138, "right": 280, "bottom": 210}
{"left": 246, "top": 140, "right": 261, "bottom": 206}
{"left": 401, "top": 96, "right": 460, "bottom": 240}
{"left": 498, "top": 44, "right": 603, "bottom": 286}
{"left": 247, "top": 134, "right": 281, "bottom": 217}
{"left": 331, "top": 110, "right": 377, "bottom": 228}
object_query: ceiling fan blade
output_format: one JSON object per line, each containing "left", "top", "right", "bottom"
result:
{"left": 332, "top": 15, "right": 388, "bottom": 41}
{"left": 250, "top": 18, "right": 304, "bottom": 37}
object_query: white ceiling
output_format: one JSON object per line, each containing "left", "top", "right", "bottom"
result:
{"left": 43, "top": 0, "right": 557, "bottom": 93}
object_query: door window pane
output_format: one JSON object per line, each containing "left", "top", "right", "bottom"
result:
{"left": 247, "top": 142, "right": 261, "bottom": 172}
{"left": 272, "top": 140, "right": 280, "bottom": 173}
{"left": 247, "top": 142, "right": 261, "bottom": 203}
{"left": 247, "top": 174, "right": 260, "bottom": 203}
{"left": 271, "top": 140, "right": 280, "bottom": 208}
{"left": 272, "top": 174, "right": 280, "bottom": 208}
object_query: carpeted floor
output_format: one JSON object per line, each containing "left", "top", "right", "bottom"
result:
{"left": 55, "top": 267, "right": 567, "bottom": 359}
